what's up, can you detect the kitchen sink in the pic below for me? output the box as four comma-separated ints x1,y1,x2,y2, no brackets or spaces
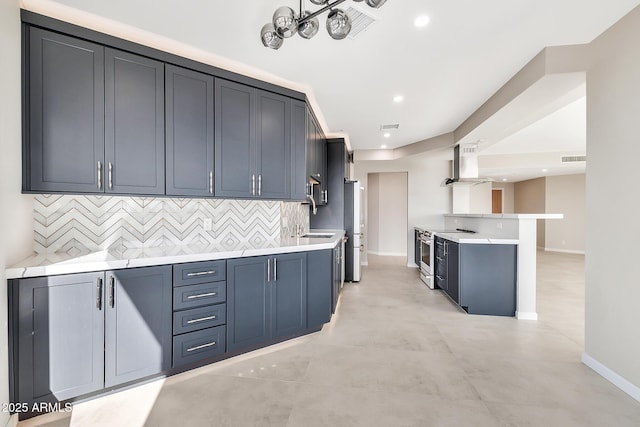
300,233,335,238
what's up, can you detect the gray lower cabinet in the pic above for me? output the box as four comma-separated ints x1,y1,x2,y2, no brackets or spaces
307,250,332,327
12,272,105,405
105,49,165,195
165,65,214,197
227,253,307,352
10,266,172,411
104,266,172,387
26,27,105,193
172,260,228,369
434,237,516,316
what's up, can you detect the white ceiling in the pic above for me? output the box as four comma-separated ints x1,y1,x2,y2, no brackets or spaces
24,0,640,181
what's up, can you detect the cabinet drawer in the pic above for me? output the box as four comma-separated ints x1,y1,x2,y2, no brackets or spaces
173,304,226,335
173,282,226,310
173,326,226,368
173,260,226,286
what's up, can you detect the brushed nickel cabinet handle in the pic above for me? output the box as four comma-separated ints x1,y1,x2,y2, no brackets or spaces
209,171,213,194
96,277,103,310
186,315,217,324
267,258,271,283
109,276,115,308
186,292,217,299
97,161,102,190
186,341,216,352
252,174,255,196
186,270,216,277
108,162,113,190
258,174,262,196
274,257,277,281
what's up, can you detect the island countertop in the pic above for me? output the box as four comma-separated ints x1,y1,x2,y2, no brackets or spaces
6,229,345,280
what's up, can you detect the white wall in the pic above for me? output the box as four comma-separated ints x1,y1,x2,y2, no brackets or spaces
355,149,451,266
366,173,380,254
545,174,585,253
0,1,36,426
367,172,408,257
492,182,515,213
585,5,640,395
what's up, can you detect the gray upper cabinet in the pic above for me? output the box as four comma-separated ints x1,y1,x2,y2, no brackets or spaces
165,65,214,197
215,78,291,200
13,272,105,406
256,90,291,199
105,49,165,195
104,266,172,387
26,28,105,193
291,100,307,201
214,79,255,198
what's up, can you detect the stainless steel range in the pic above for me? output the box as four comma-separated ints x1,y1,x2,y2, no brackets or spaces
417,229,435,289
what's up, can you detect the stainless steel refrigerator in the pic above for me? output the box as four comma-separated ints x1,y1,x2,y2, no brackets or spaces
344,180,362,282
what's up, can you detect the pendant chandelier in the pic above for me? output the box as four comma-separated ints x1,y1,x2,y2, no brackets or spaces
261,0,388,50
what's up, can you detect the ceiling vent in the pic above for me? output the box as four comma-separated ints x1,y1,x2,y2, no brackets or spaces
561,155,587,163
380,123,399,130
345,6,379,39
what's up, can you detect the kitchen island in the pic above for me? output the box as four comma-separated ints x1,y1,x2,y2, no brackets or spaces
444,214,563,320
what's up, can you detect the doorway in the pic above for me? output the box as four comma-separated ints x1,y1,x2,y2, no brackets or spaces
366,172,408,261
492,189,503,214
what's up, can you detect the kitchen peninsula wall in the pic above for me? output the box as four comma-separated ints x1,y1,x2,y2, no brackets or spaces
33,194,309,254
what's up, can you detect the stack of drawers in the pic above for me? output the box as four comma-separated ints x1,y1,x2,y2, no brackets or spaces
172,260,227,368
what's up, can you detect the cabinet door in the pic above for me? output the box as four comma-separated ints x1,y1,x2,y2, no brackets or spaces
215,79,256,198
165,65,214,197
105,49,165,195
318,136,327,205
445,241,460,303
291,100,308,201
271,253,307,338
256,90,291,199
15,272,104,404
28,28,105,193
306,111,317,182
105,266,172,387
227,257,270,351
307,250,332,327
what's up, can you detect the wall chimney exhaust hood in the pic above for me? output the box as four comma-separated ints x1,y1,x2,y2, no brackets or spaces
441,143,494,186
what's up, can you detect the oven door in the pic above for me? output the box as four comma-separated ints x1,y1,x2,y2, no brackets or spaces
420,237,433,275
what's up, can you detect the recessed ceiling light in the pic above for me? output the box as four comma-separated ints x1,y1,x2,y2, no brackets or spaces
542,168,548,172
502,178,508,182
380,145,387,149
414,15,430,28
393,95,404,103
383,132,391,138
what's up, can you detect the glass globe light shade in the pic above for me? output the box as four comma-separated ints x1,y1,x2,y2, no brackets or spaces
365,0,388,8
309,0,329,5
273,6,298,38
261,23,284,49
298,12,319,39
326,9,351,40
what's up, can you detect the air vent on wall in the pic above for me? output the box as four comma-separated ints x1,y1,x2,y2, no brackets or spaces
380,124,400,130
561,155,587,163
345,6,379,39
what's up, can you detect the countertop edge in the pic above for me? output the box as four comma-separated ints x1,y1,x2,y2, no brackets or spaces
6,230,345,280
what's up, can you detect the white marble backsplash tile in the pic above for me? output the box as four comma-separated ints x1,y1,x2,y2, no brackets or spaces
33,194,302,255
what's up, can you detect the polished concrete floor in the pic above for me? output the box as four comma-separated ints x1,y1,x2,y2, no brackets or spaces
19,252,640,426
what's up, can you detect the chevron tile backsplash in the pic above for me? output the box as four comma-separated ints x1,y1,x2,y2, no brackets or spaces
33,195,309,255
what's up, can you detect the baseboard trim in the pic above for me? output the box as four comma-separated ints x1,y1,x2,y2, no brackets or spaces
407,262,419,268
515,311,538,320
582,352,640,403
360,261,368,266
544,248,586,255
367,251,407,257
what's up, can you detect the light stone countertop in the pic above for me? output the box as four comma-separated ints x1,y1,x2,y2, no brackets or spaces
444,213,563,219
433,232,519,245
6,229,345,280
